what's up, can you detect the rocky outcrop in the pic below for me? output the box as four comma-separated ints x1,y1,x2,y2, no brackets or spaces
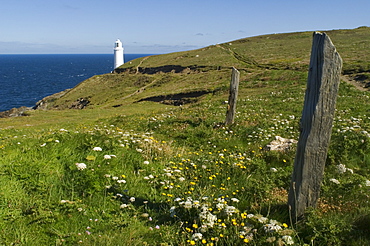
0,106,32,118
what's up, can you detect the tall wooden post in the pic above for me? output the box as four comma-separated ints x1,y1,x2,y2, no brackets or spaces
225,67,240,125
288,32,342,221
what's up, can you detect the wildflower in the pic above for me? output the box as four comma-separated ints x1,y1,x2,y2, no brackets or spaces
75,163,87,170
117,180,126,184
365,180,370,186
93,147,102,151
120,204,128,209
329,178,340,184
225,205,237,216
40,143,46,147
231,198,240,203
112,176,119,180
143,161,150,165
184,200,192,209
179,177,185,182
60,200,68,204
337,164,347,174
129,197,136,202
192,233,203,241
155,225,160,229
282,235,294,245
270,167,278,172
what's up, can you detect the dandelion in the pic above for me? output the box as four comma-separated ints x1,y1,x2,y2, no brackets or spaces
93,147,102,151
75,163,87,170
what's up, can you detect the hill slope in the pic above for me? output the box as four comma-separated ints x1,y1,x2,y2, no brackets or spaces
36,27,370,111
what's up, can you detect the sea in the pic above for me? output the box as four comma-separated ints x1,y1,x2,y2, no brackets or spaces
0,54,151,112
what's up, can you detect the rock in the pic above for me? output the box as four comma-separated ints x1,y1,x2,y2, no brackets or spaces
69,98,90,109
0,106,32,118
264,136,297,151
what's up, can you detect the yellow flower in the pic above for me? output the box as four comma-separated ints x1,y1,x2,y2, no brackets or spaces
201,239,206,244
283,223,288,228
220,234,224,238
190,240,196,245
193,224,198,229
244,238,249,243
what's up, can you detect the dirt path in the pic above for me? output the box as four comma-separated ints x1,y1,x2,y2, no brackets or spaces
136,56,149,74
341,75,369,92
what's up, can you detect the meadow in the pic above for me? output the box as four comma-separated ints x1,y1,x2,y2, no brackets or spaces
0,27,369,245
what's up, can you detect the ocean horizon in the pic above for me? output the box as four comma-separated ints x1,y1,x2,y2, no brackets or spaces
0,54,152,112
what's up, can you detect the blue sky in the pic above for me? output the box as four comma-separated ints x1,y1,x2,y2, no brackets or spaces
0,0,368,54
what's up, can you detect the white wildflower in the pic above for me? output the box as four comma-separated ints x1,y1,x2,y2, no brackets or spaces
40,143,46,147
337,164,347,174
93,147,102,151
143,161,150,165
270,167,278,172
365,180,370,186
330,178,340,184
112,176,118,180
225,205,237,216
178,177,185,182
129,197,135,202
117,180,126,184
75,163,87,170
183,200,192,209
120,204,128,209
282,235,294,245
231,198,240,203
104,155,112,159
191,232,203,241
136,148,143,152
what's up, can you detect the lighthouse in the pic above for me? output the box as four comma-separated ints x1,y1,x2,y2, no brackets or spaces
114,39,124,69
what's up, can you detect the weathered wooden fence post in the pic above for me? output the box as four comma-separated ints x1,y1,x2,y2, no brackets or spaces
288,32,342,221
225,67,240,125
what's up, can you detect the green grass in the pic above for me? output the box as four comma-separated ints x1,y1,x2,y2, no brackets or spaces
0,27,369,245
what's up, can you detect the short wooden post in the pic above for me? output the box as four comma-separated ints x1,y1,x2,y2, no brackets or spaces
225,67,240,125
288,32,342,221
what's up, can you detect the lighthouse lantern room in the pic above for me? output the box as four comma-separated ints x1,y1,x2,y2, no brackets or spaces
114,39,124,69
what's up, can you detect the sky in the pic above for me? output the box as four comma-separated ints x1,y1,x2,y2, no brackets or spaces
0,0,369,54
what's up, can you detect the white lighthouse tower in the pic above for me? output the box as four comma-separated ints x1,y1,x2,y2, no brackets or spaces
114,39,124,69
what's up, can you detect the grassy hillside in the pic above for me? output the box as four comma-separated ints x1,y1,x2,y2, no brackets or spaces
0,27,369,245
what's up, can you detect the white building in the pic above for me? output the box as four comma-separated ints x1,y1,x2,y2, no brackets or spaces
114,39,124,69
